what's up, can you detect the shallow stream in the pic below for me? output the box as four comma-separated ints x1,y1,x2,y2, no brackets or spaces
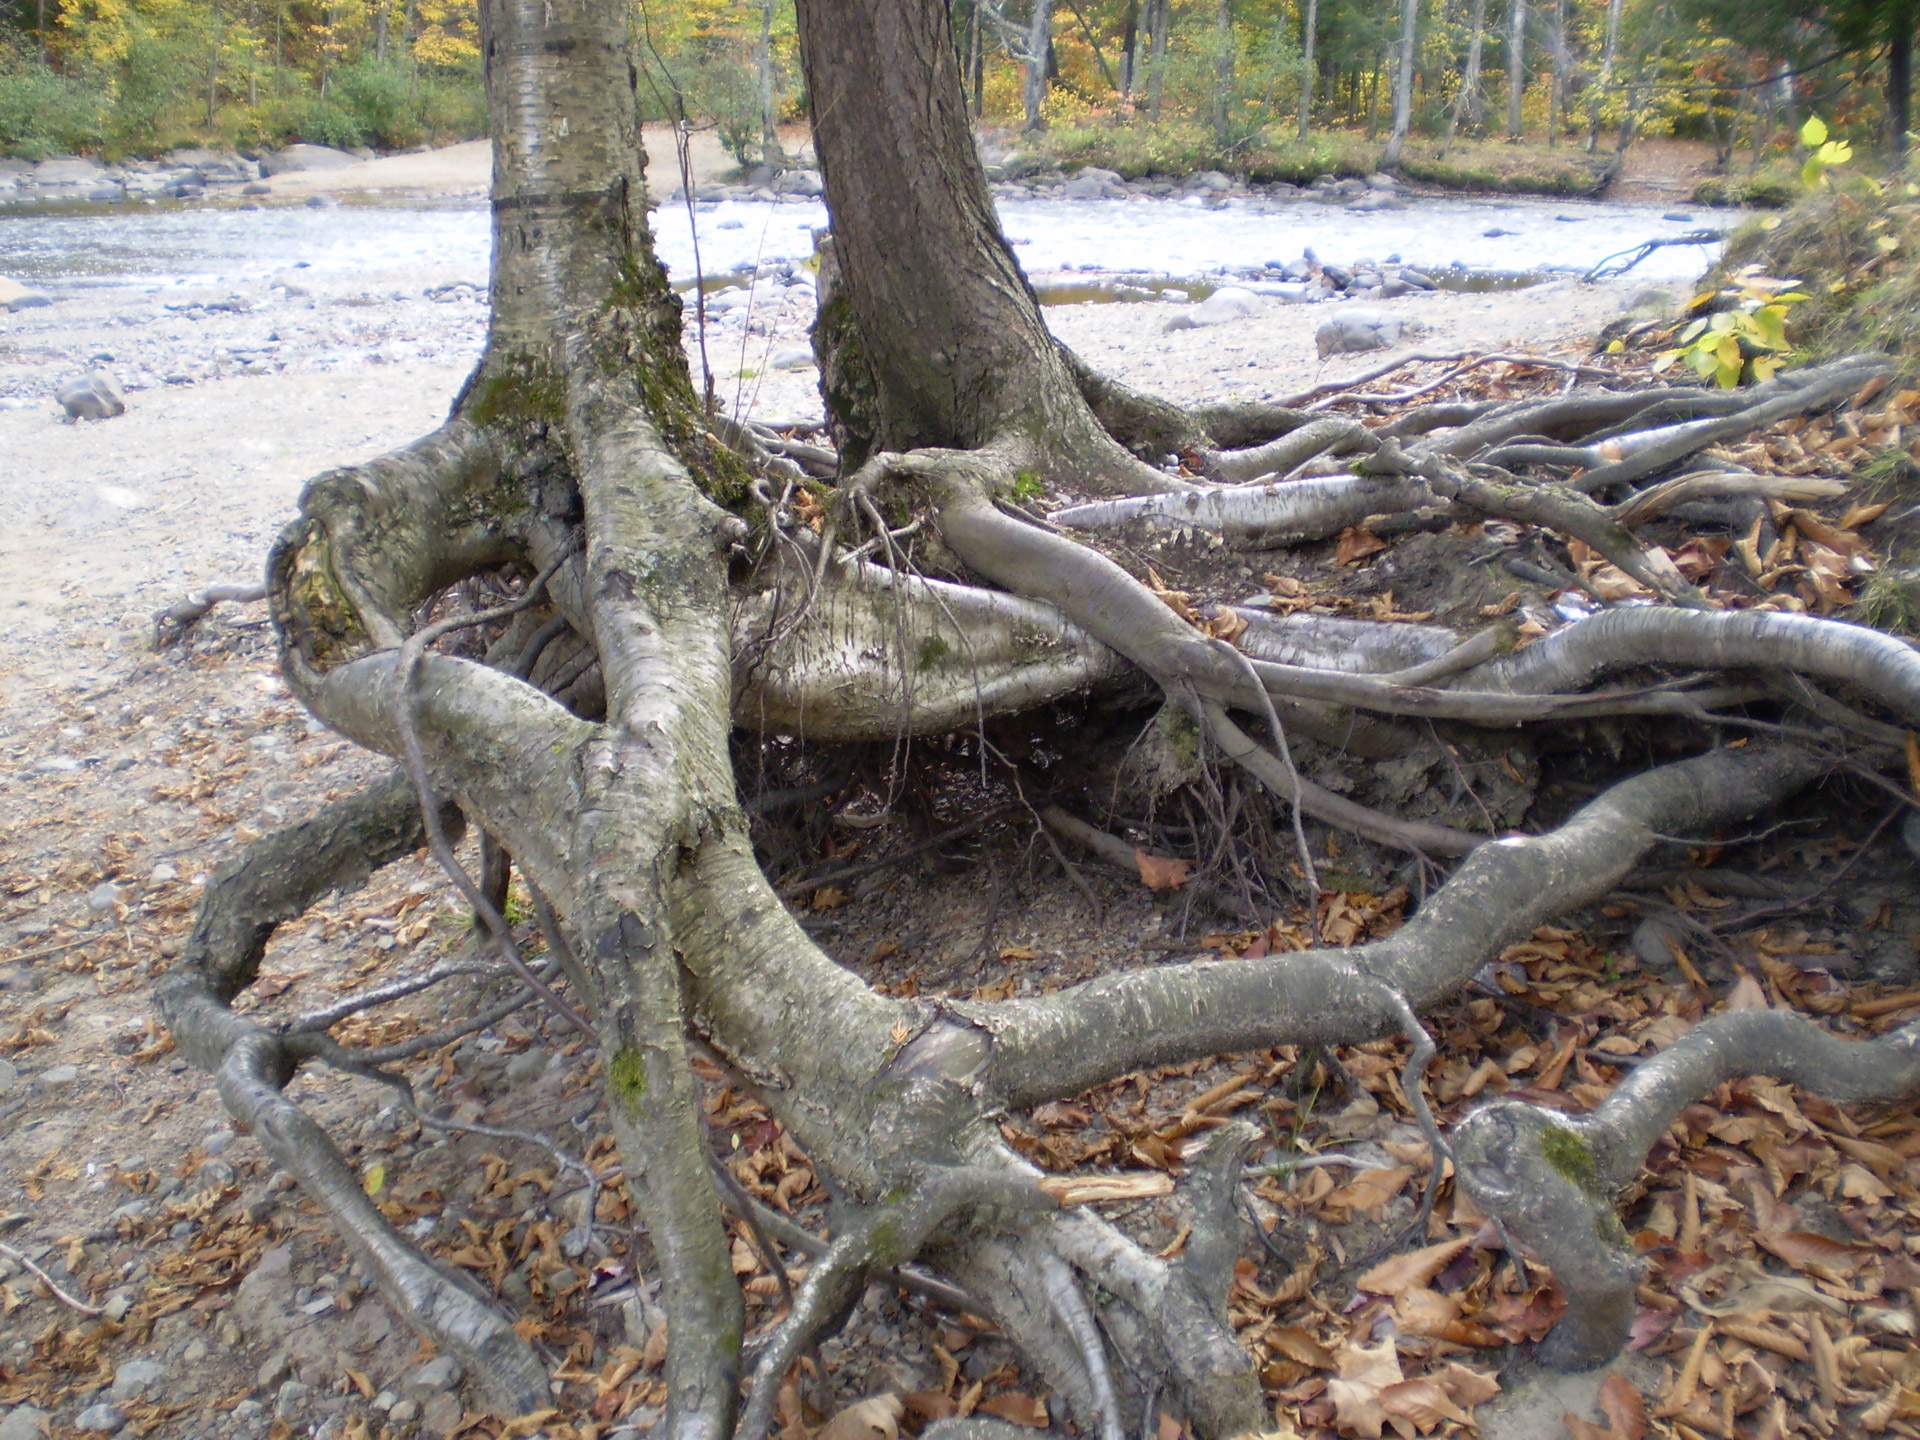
0,188,1729,297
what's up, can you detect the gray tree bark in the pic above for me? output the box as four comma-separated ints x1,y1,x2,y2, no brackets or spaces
1212,0,1234,145
756,0,784,167
152,0,1920,1435
1296,0,1318,138
1380,0,1419,166
1507,0,1527,139
1441,0,1487,154
1023,0,1053,131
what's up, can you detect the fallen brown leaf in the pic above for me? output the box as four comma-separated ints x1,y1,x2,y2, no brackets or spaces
1134,849,1192,891
816,1394,904,1440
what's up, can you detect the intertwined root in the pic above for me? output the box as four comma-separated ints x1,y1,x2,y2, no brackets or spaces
158,336,1920,1437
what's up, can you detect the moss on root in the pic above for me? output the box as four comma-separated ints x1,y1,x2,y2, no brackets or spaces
1540,1123,1599,1193
608,1048,649,1117
467,355,569,432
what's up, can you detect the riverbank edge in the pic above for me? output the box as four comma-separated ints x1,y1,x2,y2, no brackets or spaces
0,123,1763,212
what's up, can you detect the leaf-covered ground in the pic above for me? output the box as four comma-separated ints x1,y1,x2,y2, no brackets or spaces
8,342,1920,1440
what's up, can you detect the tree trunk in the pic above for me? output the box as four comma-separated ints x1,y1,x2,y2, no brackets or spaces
1148,0,1169,121
1366,50,1384,140
970,0,985,114
1507,0,1526,139
799,0,1078,460
1296,0,1318,138
1120,0,1138,99
1585,0,1621,151
1380,0,1419,166
1212,0,1233,146
1546,0,1567,143
757,0,785,167
1891,1,1913,157
1441,0,1486,155
208,0,221,128
1024,0,1052,130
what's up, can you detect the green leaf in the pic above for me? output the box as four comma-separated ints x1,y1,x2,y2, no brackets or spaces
1709,311,1737,334
1802,155,1825,189
1679,316,1710,342
1825,140,1853,166
1801,115,1828,147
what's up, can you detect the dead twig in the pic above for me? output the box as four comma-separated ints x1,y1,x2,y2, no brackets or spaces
0,1239,106,1316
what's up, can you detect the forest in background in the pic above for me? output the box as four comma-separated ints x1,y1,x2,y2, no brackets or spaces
0,0,1914,185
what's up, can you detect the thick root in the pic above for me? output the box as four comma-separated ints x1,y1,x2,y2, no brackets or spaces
1458,1008,1920,1369
156,778,551,1409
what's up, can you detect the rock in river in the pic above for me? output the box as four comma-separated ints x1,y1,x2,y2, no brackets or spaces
57,371,126,421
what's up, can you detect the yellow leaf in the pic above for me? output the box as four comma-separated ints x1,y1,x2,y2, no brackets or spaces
363,1164,386,1197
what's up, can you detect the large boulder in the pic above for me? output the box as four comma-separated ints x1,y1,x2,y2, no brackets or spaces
1061,166,1125,199
1315,308,1423,359
168,148,259,184
1164,285,1262,332
771,168,823,197
32,156,106,185
259,144,360,176
56,371,126,420
0,277,52,312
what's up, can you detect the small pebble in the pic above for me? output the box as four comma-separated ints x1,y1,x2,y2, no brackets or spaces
72,1403,125,1434
109,1360,163,1404
87,882,122,912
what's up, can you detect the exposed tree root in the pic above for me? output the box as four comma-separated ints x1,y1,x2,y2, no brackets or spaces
154,774,553,1409
1457,1008,1920,1369
153,581,269,647
151,0,1920,1421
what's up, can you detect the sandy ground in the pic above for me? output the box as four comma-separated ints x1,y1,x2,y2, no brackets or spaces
259,124,787,200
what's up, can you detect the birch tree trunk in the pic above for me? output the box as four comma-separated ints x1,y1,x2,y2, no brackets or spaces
1586,0,1622,151
1212,0,1234,146
1547,0,1568,143
1296,0,1318,138
757,0,784,168
1441,0,1487,154
1381,0,1419,166
1024,0,1053,131
1507,0,1527,139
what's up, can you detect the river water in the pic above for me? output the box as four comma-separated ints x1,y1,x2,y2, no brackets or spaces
0,188,1727,294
